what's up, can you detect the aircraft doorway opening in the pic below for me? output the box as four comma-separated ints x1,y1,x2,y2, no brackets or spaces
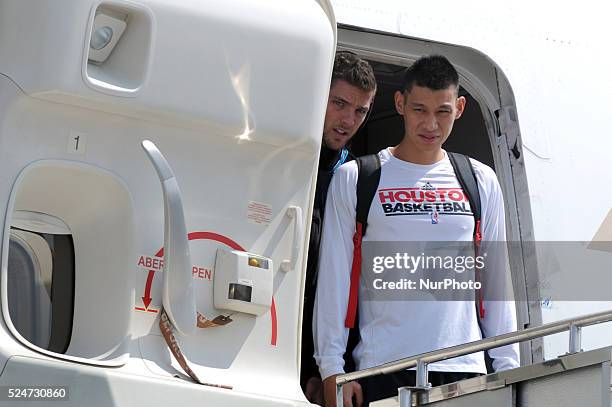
299,49,532,396
300,60,495,381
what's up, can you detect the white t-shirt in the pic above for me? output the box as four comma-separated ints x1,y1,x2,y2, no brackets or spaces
313,148,520,380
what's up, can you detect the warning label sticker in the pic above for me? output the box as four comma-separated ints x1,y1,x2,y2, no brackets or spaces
247,201,272,226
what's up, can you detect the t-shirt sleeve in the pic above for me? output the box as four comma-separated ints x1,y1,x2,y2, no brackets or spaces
475,162,521,371
313,162,358,380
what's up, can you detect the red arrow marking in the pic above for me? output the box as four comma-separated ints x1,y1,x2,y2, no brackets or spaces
141,234,242,312
141,246,165,311
187,232,244,251
138,231,278,346
142,270,156,310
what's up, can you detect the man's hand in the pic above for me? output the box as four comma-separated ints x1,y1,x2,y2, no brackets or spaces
323,375,363,407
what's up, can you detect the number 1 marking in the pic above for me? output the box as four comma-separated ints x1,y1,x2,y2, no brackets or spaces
67,131,87,154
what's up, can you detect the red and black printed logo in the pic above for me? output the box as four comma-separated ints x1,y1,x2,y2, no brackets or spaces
378,183,472,219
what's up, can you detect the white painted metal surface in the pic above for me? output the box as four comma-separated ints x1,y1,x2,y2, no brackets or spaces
0,0,335,405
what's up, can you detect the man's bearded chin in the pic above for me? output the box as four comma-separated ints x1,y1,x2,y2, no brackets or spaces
321,132,345,151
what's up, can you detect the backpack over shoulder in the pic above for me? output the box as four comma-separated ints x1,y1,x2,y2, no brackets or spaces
345,151,483,329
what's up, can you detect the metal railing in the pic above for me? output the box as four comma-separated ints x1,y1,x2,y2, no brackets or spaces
335,309,612,406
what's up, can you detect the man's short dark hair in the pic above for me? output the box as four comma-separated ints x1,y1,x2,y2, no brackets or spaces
402,55,459,94
332,51,377,93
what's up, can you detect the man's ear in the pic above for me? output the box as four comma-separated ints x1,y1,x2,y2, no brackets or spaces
455,96,466,119
394,91,406,115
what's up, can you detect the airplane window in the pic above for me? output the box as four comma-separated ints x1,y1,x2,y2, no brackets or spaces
7,227,75,353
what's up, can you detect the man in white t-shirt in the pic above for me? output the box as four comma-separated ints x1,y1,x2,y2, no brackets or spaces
314,55,520,406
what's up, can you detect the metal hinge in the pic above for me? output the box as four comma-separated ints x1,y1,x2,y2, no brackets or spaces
496,106,521,160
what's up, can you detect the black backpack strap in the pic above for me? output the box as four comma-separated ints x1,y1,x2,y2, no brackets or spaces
345,154,381,328
448,152,488,329
355,154,382,236
447,152,481,226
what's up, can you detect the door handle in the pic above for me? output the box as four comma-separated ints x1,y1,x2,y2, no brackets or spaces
280,206,303,273
141,140,196,336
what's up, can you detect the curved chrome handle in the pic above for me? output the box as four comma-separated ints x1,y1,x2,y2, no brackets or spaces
141,140,196,335
280,206,303,273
